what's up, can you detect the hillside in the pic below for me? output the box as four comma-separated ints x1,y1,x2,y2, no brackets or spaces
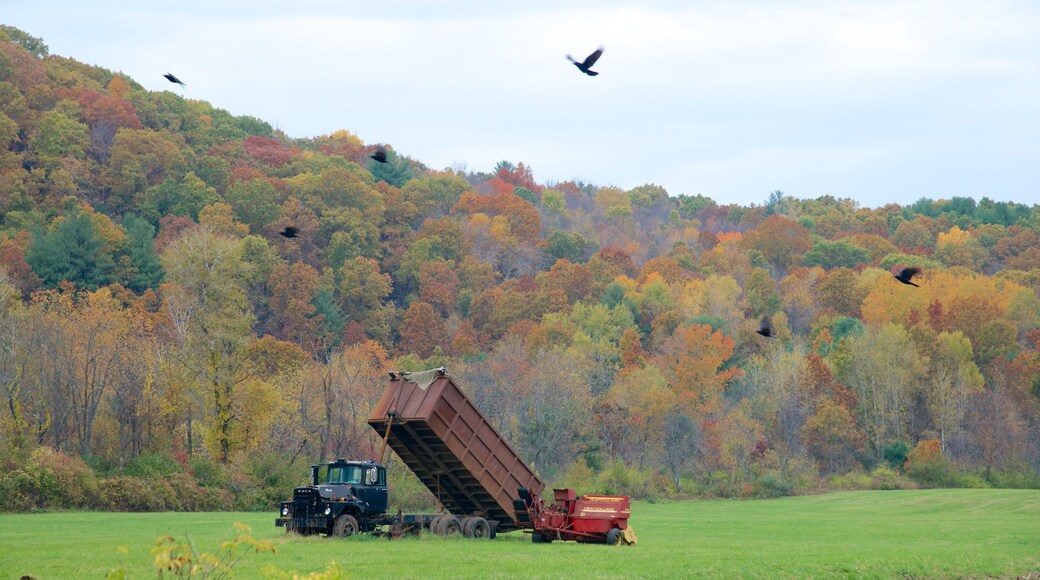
0,25,1038,510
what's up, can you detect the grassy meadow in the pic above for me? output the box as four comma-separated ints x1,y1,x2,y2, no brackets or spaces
1,489,1038,579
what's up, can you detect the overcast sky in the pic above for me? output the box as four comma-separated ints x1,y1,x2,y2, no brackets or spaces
6,1,1039,207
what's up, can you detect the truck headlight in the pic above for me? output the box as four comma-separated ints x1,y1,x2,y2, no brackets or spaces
281,507,289,516
324,506,332,516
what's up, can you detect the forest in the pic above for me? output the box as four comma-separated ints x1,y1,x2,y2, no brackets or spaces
1,25,1038,512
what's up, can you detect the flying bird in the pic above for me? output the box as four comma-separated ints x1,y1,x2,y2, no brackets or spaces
756,318,774,338
370,146,388,164
894,267,921,287
279,226,300,238
567,47,604,76
163,73,186,87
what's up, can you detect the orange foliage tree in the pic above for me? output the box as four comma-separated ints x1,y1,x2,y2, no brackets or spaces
655,324,742,415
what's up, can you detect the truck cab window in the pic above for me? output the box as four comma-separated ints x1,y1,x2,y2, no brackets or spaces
327,465,365,484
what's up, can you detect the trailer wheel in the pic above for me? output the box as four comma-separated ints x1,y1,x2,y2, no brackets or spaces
605,527,623,546
459,516,475,537
429,515,445,535
440,516,462,536
332,514,359,537
466,517,490,539
532,532,552,544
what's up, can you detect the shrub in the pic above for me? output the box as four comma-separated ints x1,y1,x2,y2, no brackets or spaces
3,447,101,510
593,461,651,499
753,473,793,498
868,467,915,490
166,472,233,511
905,439,955,486
703,470,743,498
957,472,992,489
187,456,228,488
883,441,910,471
124,452,184,478
101,476,178,511
644,470,675,502
238,453,306,511
827,472,872,491
558,457,596,496
0,470,35,511
987,460,1040,489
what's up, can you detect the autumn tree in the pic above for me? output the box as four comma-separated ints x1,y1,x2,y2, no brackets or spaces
817,268,867,317
655,324,741,416
336,256,391,339
104,128,189,214
161,228,254,463
399,301,446,358
742,215,813,276
802,400,865,474
516,348,594,478
662,409,698,491
802,236,869,269
835,323,920,458
267,261,320,347
29,287,148,458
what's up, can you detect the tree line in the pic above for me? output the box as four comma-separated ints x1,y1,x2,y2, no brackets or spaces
1,26,1038,510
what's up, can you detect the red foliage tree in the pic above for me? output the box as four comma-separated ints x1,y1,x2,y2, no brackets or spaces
495,162,542,194
243,136,296,167
399,301,446,358
0,233,41,294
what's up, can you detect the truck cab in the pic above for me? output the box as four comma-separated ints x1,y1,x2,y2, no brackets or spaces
276,459,388,535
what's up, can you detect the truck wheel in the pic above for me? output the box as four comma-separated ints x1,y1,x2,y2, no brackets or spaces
333,514,359,537
459,517,475,537
605,527,622,545
468,517,491,539
440,516,461,536
430,515,446,535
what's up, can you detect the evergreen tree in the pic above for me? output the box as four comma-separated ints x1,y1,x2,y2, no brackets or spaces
312,286,346,345
26,210,114,290
123,215,164,292
367,148,413,187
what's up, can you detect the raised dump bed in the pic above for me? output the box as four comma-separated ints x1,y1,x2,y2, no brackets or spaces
368,368,544,532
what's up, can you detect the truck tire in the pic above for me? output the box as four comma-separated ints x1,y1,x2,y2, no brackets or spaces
460,516,475,537
440,516,461,536
605,527,622,545
468,517,491,539
430,515,446,535
332,514,359,537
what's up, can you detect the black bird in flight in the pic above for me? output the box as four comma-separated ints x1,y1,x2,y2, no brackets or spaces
279,226,300,239
567,47,604,76
756,318,774,338
894,267,921,287
370,145,389,164
163,73,186,87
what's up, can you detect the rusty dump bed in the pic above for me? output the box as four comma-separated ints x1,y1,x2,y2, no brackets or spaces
368,370,544,532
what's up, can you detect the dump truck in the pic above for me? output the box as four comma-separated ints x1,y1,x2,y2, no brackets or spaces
276,368,634,544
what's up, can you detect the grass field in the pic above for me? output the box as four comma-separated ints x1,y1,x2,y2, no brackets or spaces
2,489,1039,579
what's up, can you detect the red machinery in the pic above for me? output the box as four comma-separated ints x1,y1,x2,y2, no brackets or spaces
514,487,637,545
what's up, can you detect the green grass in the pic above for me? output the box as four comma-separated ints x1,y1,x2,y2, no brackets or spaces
2,489,1038,579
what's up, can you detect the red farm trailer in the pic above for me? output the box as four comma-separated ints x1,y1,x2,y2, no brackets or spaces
514,487,637,545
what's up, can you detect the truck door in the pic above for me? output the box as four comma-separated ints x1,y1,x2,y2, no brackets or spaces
355,466,388,513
